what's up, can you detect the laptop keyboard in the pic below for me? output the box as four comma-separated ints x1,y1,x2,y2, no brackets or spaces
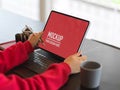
23,51,56,74
33,52,54,68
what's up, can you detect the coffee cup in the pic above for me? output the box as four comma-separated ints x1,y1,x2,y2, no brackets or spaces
80,61,102,88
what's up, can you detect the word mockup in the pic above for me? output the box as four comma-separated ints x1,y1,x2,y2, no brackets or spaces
45,31,64,47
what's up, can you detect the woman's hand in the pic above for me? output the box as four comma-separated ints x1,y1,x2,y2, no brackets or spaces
28,32,43,48
64,52,87,74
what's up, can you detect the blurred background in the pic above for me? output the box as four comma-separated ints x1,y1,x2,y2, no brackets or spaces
0,0,120,48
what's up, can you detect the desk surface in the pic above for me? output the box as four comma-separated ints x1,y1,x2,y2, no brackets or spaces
84,40,120,90
1,9,120,90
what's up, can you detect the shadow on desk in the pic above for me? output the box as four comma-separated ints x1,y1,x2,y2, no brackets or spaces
80,86,99,90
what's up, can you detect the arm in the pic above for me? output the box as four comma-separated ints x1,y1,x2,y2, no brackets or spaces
0,52,86,90
0,63,71,90
0,32,42,73
0,41,33,73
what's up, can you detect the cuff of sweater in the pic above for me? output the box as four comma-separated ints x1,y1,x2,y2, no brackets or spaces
23,41,34,54
61,62,71,75
51,62,71,75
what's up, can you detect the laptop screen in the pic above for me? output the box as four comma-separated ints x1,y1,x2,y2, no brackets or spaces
39,11,89,58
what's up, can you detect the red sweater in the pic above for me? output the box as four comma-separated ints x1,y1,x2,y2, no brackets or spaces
0,41,71,90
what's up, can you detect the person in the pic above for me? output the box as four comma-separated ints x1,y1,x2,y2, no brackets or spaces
0,32,87,90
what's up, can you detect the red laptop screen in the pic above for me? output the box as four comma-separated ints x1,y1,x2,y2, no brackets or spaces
39,11,89,58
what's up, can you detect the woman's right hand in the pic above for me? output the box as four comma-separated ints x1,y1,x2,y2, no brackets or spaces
64,52,87,74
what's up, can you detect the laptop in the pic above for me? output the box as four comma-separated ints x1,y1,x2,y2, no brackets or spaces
23,11,89,74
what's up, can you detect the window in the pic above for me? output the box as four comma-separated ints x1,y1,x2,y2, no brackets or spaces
83,0,120,10
52,0,120,48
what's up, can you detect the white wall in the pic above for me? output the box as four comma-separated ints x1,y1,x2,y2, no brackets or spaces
1,0,40,21
0,0,1,8
1,0,53,22
52,0,120,48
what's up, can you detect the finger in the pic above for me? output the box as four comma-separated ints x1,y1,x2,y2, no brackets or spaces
32,33,37,36
39,31,43,36
38,38,44,43
74,52,81,56
38,32,43,39
79,51,83,57
77,55,87,61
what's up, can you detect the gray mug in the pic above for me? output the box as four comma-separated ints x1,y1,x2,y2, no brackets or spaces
80,61,102,88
